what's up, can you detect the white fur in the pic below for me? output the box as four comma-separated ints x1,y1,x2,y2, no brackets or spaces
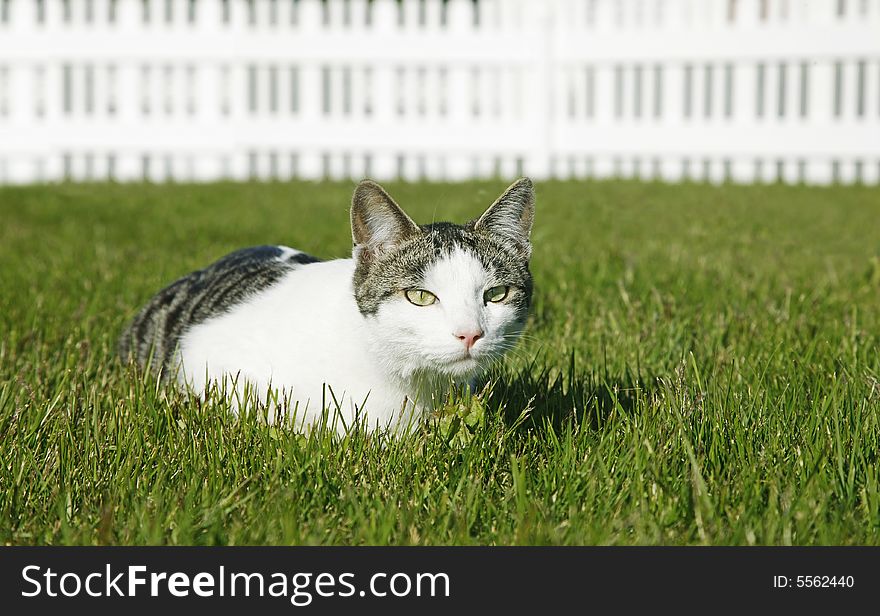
275,246,302,261
175,247,524,434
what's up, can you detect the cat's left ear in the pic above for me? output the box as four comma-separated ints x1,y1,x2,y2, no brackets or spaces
473,177,535,257
351,180,420,260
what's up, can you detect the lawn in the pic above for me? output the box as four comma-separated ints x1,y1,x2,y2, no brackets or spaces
1,179,879,545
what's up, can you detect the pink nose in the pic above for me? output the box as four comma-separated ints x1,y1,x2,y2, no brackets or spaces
454,330,483,350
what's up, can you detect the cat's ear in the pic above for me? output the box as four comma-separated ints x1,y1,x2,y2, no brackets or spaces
473,178,535,256
351,180,420,259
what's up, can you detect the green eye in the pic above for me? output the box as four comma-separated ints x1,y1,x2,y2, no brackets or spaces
405,289,437,306
485,285,510,303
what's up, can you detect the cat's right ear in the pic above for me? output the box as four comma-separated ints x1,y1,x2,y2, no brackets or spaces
351,180,420,260
473,177,535,257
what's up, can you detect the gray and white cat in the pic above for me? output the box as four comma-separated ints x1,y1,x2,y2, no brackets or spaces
119,178,535,433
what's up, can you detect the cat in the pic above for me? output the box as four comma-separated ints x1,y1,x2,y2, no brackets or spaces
119,178,535,434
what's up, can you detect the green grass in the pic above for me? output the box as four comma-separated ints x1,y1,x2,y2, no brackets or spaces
1,179,879,545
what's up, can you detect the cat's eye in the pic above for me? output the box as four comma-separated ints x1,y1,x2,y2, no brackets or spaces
484,285,510,303
405,289,437,306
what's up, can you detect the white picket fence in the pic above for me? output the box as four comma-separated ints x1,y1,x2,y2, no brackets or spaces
0,0,879,185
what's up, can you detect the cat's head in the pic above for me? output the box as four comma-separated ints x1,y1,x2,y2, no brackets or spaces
351,178,535,381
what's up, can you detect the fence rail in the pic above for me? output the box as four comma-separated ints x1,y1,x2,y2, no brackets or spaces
1,0,879,184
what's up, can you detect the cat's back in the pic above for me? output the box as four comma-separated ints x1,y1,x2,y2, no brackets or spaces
119,245,320,373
